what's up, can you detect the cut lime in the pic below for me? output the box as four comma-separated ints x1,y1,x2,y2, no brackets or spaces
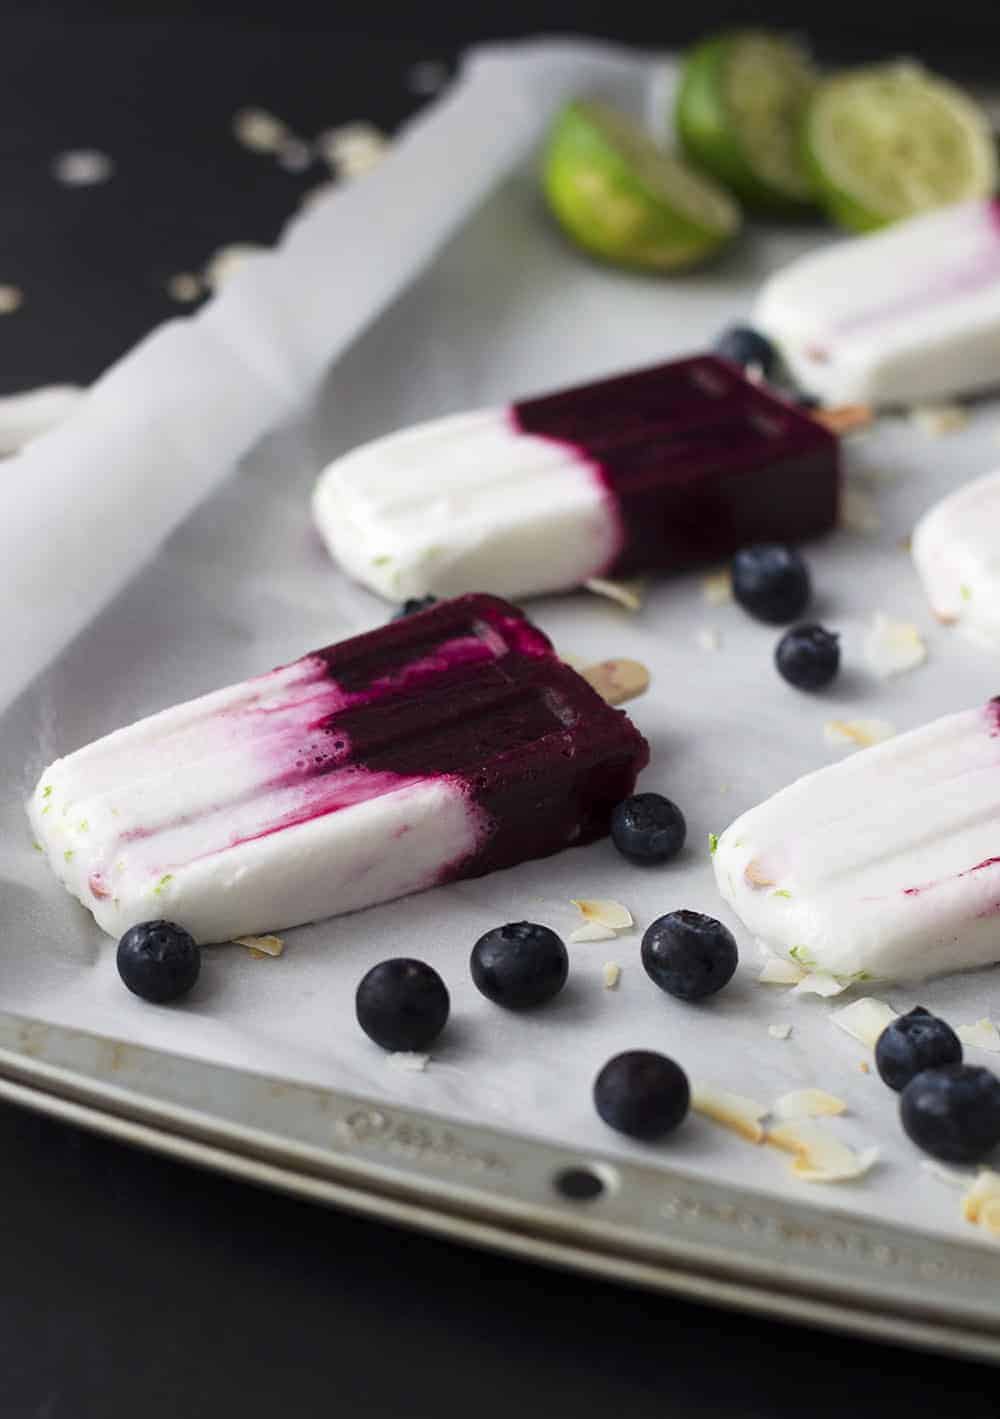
542,99,741,272
676,30,817,212
803,61,998,232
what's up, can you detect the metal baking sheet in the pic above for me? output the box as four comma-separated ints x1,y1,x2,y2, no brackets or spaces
3,39,1000,1359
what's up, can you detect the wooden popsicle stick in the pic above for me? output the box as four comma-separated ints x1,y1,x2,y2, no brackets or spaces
579,658,650,706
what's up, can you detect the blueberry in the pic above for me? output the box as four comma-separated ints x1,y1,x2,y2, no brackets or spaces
116,920,201,1003
391,596,437,621
610,792,686,864
470,921,568,1009
876,1007,963,1093
641,910,738,1001
593,1050,690,1140
731,544,811,624
775,623,840,690
713,325,778,379
355,958,450,1050
900,1064,1000,1163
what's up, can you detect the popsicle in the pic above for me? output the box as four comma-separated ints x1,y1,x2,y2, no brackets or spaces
755,198,1000,407
312,354,839,603
912,468,1000,648
28,595,649,944
713,699,1000,984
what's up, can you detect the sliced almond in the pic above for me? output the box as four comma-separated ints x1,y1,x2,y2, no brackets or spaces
772,1088,846,1120
233,933,285,958
831,997,898,1048
583,576,645,612
702,569,732,606
570,922,618,943
863,613,927,679
824,717,896,751
571,898,633,930
768,1121,878,1182
961,1169,1000,1232
744,860,774,888
956,1018,1000,1052
813,404,874,436
793,972,848,998
602,961,621,990
580,659,650,706
691,1085,767,1143
758,957,807,986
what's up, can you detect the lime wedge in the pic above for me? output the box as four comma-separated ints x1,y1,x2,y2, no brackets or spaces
803,61,998,232
676,30,817,212
542,99,741,272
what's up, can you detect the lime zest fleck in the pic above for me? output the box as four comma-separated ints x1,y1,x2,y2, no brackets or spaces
41,805,50,816
32,841,43,853
152,873,174,896
961,583,972,601
708,832,719,855
63,849,74,862
372,554,392,566
77,819,89,833
789,944,816,967
772,889,792,899
42,785,53,798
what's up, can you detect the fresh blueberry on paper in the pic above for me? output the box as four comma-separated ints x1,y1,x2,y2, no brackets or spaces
775,624,840,690
117,920,201,1003
470,921,568,1009
391,596,438,621
900,1064,1000,1163
593,1050,690,1140
355,958,450,1050
731,544,811,624
641,910,738,1001
876,1007,963,1092
611,792,686,864
712,325,777,379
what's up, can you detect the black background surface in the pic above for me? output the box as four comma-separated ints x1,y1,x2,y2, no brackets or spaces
2,7,999,1414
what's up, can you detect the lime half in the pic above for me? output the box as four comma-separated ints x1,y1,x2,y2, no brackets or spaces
803,62,999,232
676,30,817,212
543,99,741,272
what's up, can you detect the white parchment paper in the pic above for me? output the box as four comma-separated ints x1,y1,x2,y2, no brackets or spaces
3,38,1000,1247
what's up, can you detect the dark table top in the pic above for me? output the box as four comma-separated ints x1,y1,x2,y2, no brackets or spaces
2,8,998,1414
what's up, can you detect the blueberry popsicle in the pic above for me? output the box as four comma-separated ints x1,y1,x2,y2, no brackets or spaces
755,198,1000,407
713,700,1000,984
28,595,648,944
913,468,1000,648
312,354,839,603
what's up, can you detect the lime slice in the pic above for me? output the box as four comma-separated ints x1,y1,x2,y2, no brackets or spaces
542,99,741,272
676,31,817,212
803,61,998,232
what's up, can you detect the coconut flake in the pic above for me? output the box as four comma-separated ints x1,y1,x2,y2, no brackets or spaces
602,961,621,990
316,122,388,178
768,1023,792,1041
909,403,968,436
691,1085,767,1143
233,933,284,957
832,997,898,1048
0,285,23,315
571,898,633,930
840,486,881,534
570,922,618,943
824,718,896,751
388,1052,429,1072
695,626,721,651
166,272,203,304
758,957,807,986
768,1121,878,1182
956,1018,1000,1052
863,613,927,678
232,107,288,153
584,576,645,612
702,569,732,605
772,1089,846,1120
